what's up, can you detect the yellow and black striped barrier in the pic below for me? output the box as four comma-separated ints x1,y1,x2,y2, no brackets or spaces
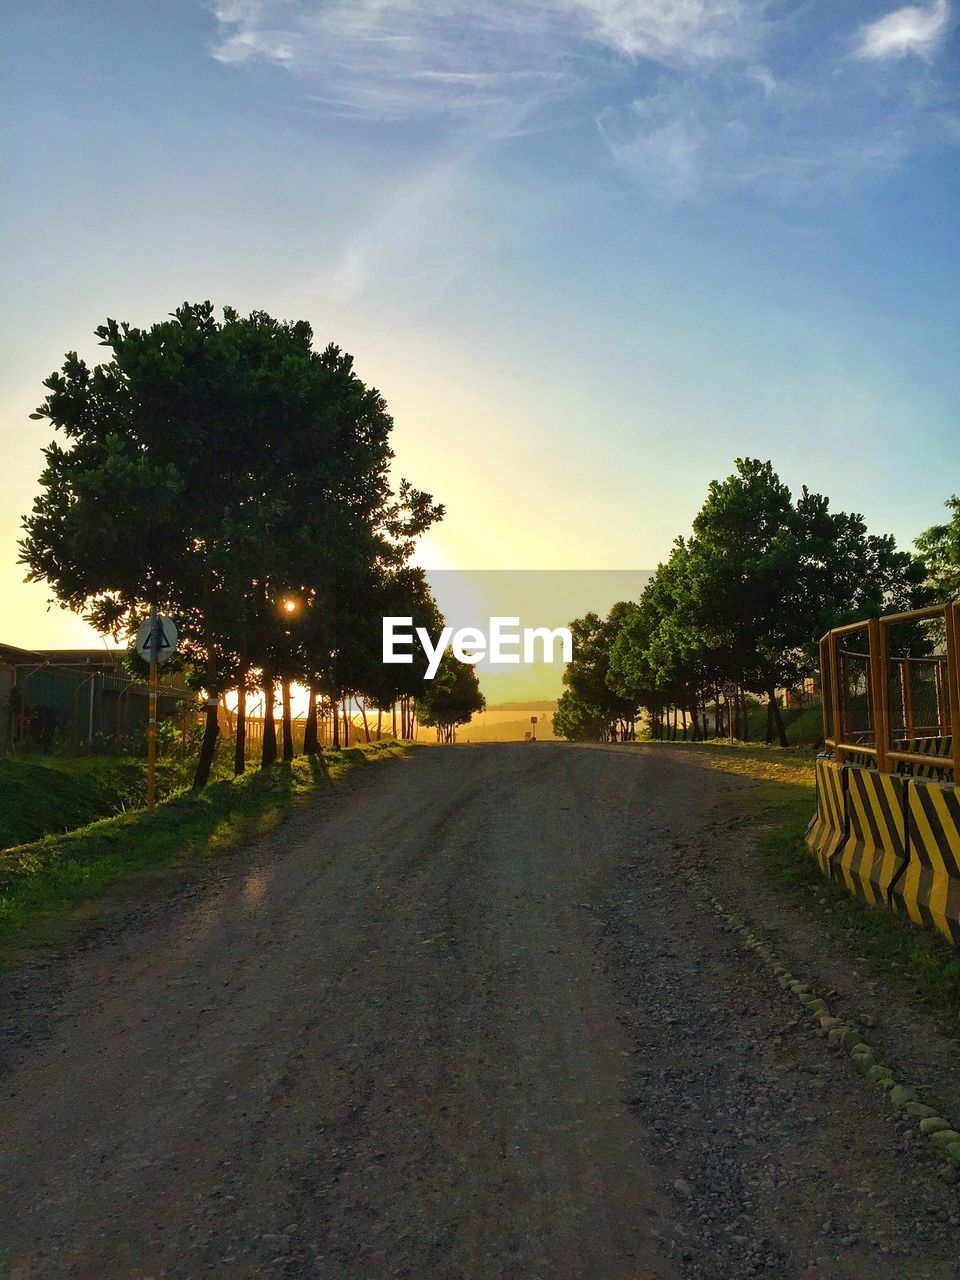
838,767,907,908
805,756,846,875
894,779,960,945
806,755,960,945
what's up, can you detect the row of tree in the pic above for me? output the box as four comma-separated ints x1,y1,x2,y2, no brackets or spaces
21,303,483,782
553,458,949,745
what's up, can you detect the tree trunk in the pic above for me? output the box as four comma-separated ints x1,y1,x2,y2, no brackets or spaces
769,682,789,747
234,683,246,775
192,577,221,788
377,707,383,740
261,672,278,767
303,684,319,754
342,700,350,747
332,697,340,749
193,694,220,789
392,702,397,739
281,679,294,761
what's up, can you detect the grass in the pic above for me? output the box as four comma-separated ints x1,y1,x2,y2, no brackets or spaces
781,700,828,746
0,741,408,963
648,738,960,1033
0,754,231,850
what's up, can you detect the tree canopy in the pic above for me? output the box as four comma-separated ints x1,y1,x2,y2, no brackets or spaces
553,458,926,747
417,652,486,743
21,302,445,781
917,496,960,602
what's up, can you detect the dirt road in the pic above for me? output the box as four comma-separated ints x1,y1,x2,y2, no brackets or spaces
1,744,957,1279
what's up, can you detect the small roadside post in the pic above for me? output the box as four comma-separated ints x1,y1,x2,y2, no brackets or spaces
722,680,737,741
530,714,538,742
135,610,179,811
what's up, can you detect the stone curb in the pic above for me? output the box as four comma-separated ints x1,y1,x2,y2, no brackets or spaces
687,872,960,1174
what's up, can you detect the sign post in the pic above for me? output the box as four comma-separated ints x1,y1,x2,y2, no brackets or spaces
530,714,538,742
135,612,179,812
722,680,737,742
147,604,159,810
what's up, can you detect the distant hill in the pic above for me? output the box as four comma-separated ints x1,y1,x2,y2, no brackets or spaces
459,701,558,742
481,700,557,713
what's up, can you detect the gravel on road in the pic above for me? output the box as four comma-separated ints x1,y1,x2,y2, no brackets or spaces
0,743,957,1279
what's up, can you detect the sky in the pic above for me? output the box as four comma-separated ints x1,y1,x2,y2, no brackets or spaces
1,0,959,651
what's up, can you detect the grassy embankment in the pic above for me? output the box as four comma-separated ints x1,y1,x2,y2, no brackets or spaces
653,738,960,1032
0,742,407,961
0,754,234,850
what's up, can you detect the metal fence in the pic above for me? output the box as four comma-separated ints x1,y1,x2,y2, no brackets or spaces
820,602,960,777
2,658,193,752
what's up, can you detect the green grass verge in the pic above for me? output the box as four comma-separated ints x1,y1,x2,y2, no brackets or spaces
0,741,409,963
648,739,960,1032
0,754,232,849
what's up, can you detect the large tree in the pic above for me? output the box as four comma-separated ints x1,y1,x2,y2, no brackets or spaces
20,303,443,782
552,605,639,741
567,459,927,748
684,459,925,743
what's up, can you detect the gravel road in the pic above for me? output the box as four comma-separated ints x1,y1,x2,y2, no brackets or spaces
1,743,957,1279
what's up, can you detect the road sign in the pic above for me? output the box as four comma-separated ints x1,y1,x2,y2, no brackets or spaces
135,616,178,663
721,680,737,699
531,715,538,724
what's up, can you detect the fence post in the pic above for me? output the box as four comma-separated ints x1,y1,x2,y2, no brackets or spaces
869,617,889,773
944,602,960,782
819,637,831,745
829,630,845,764
903,656,913,739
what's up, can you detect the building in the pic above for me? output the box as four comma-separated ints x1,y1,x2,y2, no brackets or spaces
0,642,193,751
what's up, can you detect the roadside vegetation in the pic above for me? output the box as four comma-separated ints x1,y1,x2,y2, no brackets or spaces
649,738,960,1031
18,302,481,783
0,740,407,960
0,753,232,851
552,458,946,746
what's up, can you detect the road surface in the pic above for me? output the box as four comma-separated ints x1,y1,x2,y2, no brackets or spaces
1,744,958,1279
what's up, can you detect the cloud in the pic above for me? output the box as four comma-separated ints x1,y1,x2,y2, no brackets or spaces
317,140,503,305
746,64,778,96
853,0,951,61
207,1,763,121
205,0,959,204
595,50,945,203
564,0,761,65
597,85,705,197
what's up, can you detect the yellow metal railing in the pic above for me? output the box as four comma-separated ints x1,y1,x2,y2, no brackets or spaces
820,602,960,778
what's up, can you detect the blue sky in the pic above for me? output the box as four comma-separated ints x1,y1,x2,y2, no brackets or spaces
1,0,959,645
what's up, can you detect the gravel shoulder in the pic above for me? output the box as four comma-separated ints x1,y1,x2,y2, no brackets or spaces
0,743,957,1279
